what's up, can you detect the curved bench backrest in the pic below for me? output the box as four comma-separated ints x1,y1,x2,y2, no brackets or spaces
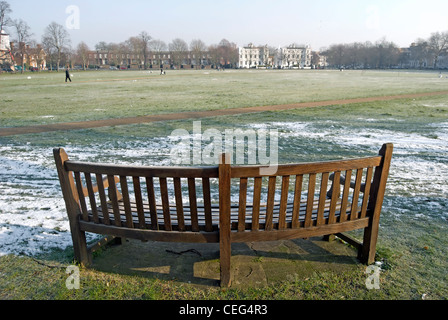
54,143,392,235
54,148,219,232
219,143,393,233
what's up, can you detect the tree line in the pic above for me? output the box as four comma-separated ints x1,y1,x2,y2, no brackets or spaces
322,32,448,69
77,36,239,70
0,1,239,72
2,0,448,72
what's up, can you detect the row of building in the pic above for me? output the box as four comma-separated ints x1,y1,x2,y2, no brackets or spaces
1,28,447,71
0,28,321,71
0,29,46,70
88,44,320,69
238,43,317,69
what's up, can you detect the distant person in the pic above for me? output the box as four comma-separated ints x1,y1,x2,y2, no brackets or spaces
65,67,72,82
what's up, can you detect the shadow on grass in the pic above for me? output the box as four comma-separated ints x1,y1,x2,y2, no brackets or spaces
89,237,361,288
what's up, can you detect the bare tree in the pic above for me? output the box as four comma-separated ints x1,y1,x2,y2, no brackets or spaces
190,39,206,69
0,1,11,65
428,31,448,69
149,39,167,67
139,31,152,69
126,36,144,68
169,38,188,68
217,39,238,68
12,19,33,73
0,0,11,31
42,22,71,71
76,41,89,70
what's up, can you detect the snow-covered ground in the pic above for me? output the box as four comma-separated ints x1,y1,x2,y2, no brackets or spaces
1,119,447,256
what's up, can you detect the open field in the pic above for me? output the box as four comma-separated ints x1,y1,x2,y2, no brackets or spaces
0,69,447,300
2,69,448,127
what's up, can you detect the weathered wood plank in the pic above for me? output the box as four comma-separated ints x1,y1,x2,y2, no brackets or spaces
188,178,200,232
292,175,303,228
251,177,262,231
202,177,213,232
159,177,172,231
238,178,248,232
145,177,158,230
133,176,146,229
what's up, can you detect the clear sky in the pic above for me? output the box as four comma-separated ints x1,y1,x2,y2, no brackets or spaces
5,0,448,50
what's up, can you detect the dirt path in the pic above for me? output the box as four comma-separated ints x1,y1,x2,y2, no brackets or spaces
1,90,447,137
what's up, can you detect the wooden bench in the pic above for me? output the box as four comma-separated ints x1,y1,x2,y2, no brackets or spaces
54,143,393,287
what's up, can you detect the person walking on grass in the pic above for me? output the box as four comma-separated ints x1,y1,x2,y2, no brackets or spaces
65,67,72,82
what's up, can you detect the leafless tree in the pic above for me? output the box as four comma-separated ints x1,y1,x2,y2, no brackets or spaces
42,22,71,71
218,39,238,68
149,39,167,67
12,19,33,73
190,39,206,68
169,38,188,68
139,31,152,69
428,31,448,69
0,1,11,65
0,0,11,31
126,36,144,68
76,41,90,70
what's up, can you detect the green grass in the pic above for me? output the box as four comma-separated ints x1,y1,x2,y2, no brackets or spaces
1,69,447,127
0,69,447,300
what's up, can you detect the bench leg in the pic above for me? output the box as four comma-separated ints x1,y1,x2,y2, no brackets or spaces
220,242,231,288
360,224,379,264
71,227,92,267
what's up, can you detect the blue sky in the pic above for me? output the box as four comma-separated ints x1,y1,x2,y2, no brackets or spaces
6,0,448,50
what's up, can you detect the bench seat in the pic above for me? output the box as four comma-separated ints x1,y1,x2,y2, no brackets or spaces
84,199,359,231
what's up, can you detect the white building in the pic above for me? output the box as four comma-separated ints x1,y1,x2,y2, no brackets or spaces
238,43,313,69
238,43,270,68
0,29,12,65
275,44,312,69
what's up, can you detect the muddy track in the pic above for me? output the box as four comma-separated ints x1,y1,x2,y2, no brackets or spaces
1,90,447,137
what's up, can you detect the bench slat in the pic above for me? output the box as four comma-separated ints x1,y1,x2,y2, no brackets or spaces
173,177,185,231
108,175,122,227
339,170,352,222
265,176,277,231
305,173,316,228
238,178,248,232
230,156,382,178
292,175,303,228
74,172,89,221
90,198,357,231
145,177,158,230
278,176,290,230
120,176,134,229
360,167,374,218
188,178,200,232
251,177,262,231
96,174,111,225
202,177,213,232
328,171,341,224
350,169,364,221
65,161,219,178
159,177,172,231
316,172,329,226
133,177,146,229
84,173,99,224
